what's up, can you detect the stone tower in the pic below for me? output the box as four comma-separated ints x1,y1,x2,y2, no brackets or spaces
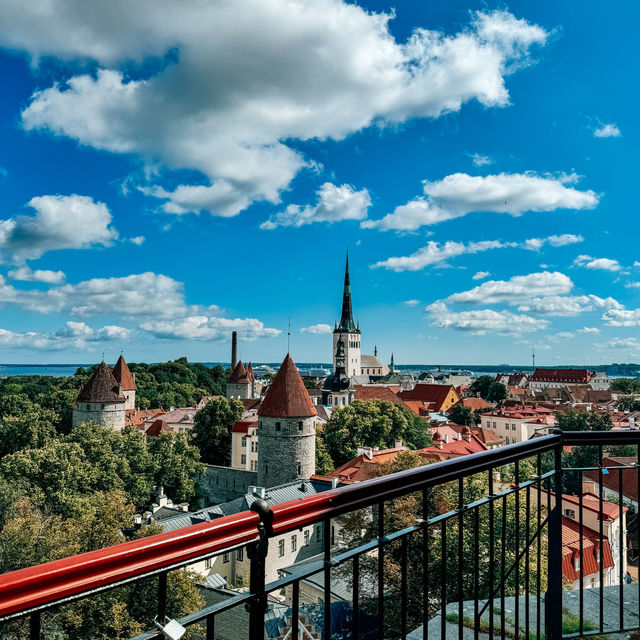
333,253,361,377
226,360,252,399
112,355,137,410
72,362,126,430
257,354,317,488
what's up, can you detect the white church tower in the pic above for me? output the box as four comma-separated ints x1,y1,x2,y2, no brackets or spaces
333,253,361,377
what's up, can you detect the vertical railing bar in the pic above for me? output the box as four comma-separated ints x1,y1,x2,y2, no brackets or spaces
619,465,624,630
545,437,563,640
458,478,464,640
377,501,384,640
489,469,495,640
598,444,604,633
536,453,542,640
441,519,447,640
158,571,168,625
637,446,640,633
423,487,430,640
402,535,408,640
474,505,480,640
30,611,41,640
514,460,520,640
579,470,584,635
292,580,299,640
206,612,215,640
353,554,359,640
525,481,530,640
501,494,506,640
324,517,332,640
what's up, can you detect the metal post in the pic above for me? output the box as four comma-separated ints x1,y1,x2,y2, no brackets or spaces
545,432,563,640
247,498,272,640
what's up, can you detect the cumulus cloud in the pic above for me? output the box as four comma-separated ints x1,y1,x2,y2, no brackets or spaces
472,271,491,280
404,299,420,306
140,316,280,341
599,337,640,354
7,266,66,284
470,153,493,166
603,308,640,327
362,172,598,231
447,271,573,305
130,236,145,246
594,123,621,138
261,183,370,230
427,301,547,335
578,327,600,334
8,3,548,216
372,234,584,271
517,295,621,316
0,195,117,264
573,255,622,272
300,323,333,335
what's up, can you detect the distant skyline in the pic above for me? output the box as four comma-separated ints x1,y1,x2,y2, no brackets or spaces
0,1,638,366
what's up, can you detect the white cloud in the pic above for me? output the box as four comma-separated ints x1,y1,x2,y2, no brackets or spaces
7,266,66,284
517,295,621,316
625,282,640,289
140,316,280,341
300,323,333,334
594,123,621,138
573,255,622,272
599,338,640,354
472,271,491,280
261,183,370,230
371,239,513,271
427,301,547,335
470,153,493,166
524,234,583,251
9,4,548,217
404,299,420,306
447,271,573,305
130,236,145,246
0,195,118,264
362,172,598,231
578,326,600,334
603,308,640,327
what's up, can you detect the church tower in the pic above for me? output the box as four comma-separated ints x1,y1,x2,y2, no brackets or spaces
333,253,361,377
257,354,317,488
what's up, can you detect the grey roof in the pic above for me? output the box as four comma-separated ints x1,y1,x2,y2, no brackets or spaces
361,355,383,368
201,573,228,589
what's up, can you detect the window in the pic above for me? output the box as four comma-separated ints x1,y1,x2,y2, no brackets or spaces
595,549,600,564
334,397,338,406
275,422,281,431
316,525,322,541
241,436,247,448
241,454,247,464
574,557,580,572
278,539,285,557
304,530,310,546
205,557,212,569
298,421,303,431
101,404,105,410
223,553,230,563
251,441,258,453
291,535,297,552
342,397,346,405
511,424,516,430
297,462,301,475
506,437,510,444
563,508,576,519
236,548,244,562
251,460,257,471
493,422,497,428
265,464,268,475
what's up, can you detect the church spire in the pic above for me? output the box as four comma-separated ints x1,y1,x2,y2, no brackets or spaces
337,251,358,333
390,353,395,374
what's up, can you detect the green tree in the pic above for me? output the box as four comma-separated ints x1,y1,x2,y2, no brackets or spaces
448,404,476,426
323,399,431,467
617,396,640,412
611,378,640,394
0,406,58,458
469,375,494,399
486,381,507,403
192,397,243,465
315,425,334,475
556,407,613,432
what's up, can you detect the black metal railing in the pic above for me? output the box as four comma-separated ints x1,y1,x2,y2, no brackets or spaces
0,430,639,640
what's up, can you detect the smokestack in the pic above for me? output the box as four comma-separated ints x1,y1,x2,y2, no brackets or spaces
231,331,238,369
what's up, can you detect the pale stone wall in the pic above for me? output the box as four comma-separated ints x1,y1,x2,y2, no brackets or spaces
257,416,316,488
122,389,136,410
72,402,125,430
200,465,257,505
226,382,251,399
333,331,360,377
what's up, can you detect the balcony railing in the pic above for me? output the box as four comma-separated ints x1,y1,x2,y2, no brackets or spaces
0,430,639,639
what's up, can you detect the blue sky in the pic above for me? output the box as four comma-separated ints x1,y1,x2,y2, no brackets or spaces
0,0,637,366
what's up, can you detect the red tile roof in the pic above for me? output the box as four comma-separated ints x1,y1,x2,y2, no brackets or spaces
418,433,487,461
228,360,250,384
584,457,639,503
354,385,403,404
329,446,410,482
145,419,172,436
257,354,317,418
398,384,459,412
125,408,165,427
530,368,592,383
455,397,492,411
112,355,137,391
561,517,613,581
76,362,126,404
231,419,258,434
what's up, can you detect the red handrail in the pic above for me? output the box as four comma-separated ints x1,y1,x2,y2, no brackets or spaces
0,433,562,620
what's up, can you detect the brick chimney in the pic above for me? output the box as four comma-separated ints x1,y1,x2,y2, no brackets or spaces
231,331,238,370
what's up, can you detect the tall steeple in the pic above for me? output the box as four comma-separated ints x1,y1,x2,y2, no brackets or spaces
390,353,395,374
337,252,358,333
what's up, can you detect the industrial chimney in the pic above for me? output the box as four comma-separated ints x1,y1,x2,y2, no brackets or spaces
231,331,238,370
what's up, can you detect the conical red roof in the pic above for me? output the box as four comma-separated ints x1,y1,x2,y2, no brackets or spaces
246,362,254,383
258,354,317,418
76,362,126,404
113,355,137,391
228,360,250,384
